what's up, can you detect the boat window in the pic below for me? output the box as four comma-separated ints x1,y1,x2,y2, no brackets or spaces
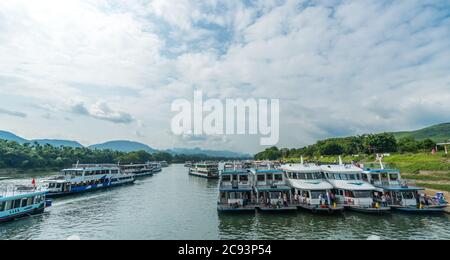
257,175,265,182
0,201,5,212
349,174,356,180
389,174,399,181
21,198,28,208
402,192,415,200
266,174,273,181
371,174,380,181
13,199,21,209
353,191,372,198
239,175,249,182
298,173,306,180
274,174,283,181
310,191,327,199
222,175,231,182
6,200,13,210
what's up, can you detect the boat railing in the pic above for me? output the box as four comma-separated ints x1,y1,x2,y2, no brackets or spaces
0,184,44,197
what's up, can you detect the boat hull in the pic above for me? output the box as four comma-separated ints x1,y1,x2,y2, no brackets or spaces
391,206,447,214
298,204,345,214
0,203,45,223
346,206,391,214
189,172,219,179
46,180,135,198
217,205,256,213
257,206,298,212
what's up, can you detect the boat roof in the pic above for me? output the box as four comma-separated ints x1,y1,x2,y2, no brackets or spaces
255,185,291,192
379,185,425,191
63,166,118,171
281,164,322,173
327,179,376,191
222,169,250,175
250,169,283,174
219,187,253,192
321,164,363,174
363,168,400,174
0,189,47,202
288,179,333,191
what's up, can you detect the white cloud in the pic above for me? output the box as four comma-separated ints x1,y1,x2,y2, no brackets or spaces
1,0,449,153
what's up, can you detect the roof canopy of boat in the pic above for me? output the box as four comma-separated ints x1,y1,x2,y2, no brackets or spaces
281,164,322,173
380,185,425,191
328,179,376,191
289,179,333,190
321,164,363,174
221,169,250,175
363,168,400,174
249,169,283,174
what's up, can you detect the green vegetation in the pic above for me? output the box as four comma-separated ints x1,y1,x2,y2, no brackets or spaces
255,133,437,160
0,140,240,171
416,183,450,193
392,123,450,143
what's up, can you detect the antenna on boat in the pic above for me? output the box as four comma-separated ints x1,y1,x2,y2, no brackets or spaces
376,154,385,170
75,160,79,169
301,156,304,165
338,156,343,166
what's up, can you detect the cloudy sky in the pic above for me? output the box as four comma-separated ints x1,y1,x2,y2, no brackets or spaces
0,0,449,153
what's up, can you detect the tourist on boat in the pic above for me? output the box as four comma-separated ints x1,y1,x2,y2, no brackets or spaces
381,195,387,207
283,193,288,207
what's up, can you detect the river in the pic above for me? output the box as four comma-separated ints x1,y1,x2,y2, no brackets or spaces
1,164,450,240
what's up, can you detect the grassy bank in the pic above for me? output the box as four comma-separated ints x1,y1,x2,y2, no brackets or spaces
417,183,450,193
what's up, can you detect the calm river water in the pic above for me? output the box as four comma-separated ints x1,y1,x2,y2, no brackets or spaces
1,164,450,240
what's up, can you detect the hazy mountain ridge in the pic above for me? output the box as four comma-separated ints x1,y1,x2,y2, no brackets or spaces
0,130,249,157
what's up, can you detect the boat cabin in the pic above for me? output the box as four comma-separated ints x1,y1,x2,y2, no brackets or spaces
217,169,255,211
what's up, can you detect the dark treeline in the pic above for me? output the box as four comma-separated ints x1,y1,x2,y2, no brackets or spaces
255,133,437,160
0,140,242,169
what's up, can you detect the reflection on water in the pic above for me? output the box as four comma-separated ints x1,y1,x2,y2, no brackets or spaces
1,164,450,240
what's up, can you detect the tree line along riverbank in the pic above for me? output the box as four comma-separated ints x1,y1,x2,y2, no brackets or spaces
0,139,243,172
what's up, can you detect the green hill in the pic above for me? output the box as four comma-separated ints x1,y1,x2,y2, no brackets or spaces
392,123,450,142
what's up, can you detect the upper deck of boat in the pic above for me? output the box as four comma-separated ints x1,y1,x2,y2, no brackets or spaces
321,164,363,174
0,186,47,201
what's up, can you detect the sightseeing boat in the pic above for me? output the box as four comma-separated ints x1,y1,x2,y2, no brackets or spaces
322,158,391,214
149,162,162,173
281,162,344,214
160,161,169,168
217,167,256,212
184,161,193,168
0,185,50,223
252,167,297,212
120,163,154,178
43,164,135,198
189,162,219,179
362,158,447,213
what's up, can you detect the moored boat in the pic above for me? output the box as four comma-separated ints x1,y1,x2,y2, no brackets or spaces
189,162,219,179
43,164,135,198
149,162,162,173
160,161,169,168
120,163,154,178
281,162,344,214
0,185,49,223
322,158,391,214
363,157,447,214
252,167,297,212
217,167,256,212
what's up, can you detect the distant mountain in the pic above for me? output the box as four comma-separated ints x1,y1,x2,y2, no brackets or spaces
32,139,84,148
0,131,28,144
392,123,450,143
167,147,252,158
89,140,157,153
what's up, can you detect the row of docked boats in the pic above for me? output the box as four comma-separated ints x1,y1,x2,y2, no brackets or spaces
0,161,166,223
213,158,448,214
